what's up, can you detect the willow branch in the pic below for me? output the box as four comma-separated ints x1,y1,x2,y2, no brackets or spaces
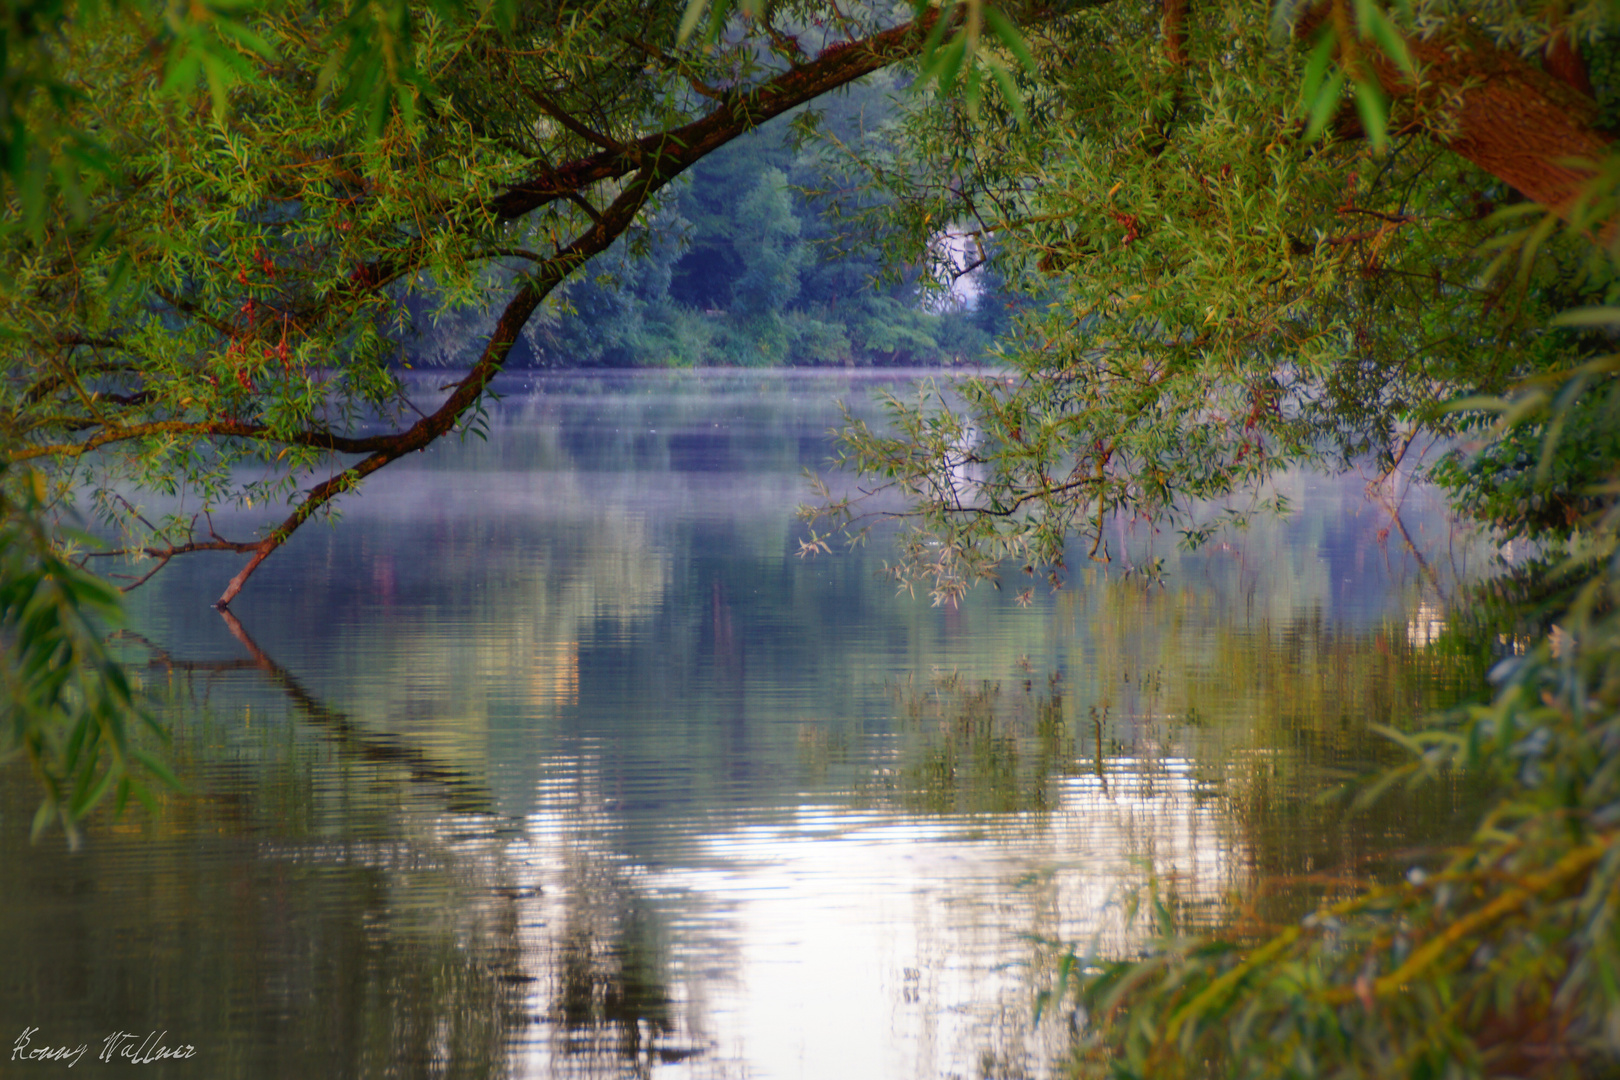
213,159,674,608
520,83,635,157
619,36,726,100
8,419,414,462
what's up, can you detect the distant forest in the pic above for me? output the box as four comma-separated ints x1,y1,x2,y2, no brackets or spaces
408,73,1009,369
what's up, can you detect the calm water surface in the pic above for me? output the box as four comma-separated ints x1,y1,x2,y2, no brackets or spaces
3,370,1498,1078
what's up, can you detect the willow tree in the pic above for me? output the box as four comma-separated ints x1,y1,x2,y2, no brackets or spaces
810,0,1619,602
800,3,1620,1075
0,0,1066,835
0,0,1020,612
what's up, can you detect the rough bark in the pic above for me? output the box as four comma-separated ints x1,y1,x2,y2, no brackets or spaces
1160,0,1189,68
1391,30,1611,224
1287,4,1610,223
1543,28,1594,99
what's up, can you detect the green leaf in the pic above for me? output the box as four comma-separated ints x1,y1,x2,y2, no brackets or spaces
71,765,118,818
1300,31,1336,104
983,6,1035,72
158,52,203,98
1369,722,1424,756
1304,70,1345,143
1353,79,1390,152
1355,0,1415,79
933,38,968,95
677,0,710,45
213,18,281,62
30,798,56,843
1550,306,1620,328
917,6,957,72
962,65,983,116
131,747,186,792
988,61,1026,125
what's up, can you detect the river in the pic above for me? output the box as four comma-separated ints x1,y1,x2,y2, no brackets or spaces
1,369,1498,1078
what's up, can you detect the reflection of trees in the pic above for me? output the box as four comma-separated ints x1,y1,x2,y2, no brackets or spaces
508,781,712,1075
546,866,680,1070
1058,548,1489,861
123,610,494,813
857,591,1491,936
87,617,693,1079
820,609,1490,1076
863,671,1075,815
1169,610,1487,914
83,615,525,1075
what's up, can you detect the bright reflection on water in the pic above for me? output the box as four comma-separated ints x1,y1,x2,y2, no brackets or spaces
2,370,1499,1079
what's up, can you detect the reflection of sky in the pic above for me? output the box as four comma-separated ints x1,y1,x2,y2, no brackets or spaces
503,752,1233,1080
676,767,1230,1080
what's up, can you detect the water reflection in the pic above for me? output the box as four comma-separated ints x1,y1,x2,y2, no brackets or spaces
1,371,1501,1079
134,612,495,813
22,617,707,1079
858,671,1076,816
2,630,530,1078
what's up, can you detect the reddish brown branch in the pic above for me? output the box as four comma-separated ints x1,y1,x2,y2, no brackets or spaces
87,521,264,593
10,418,424,462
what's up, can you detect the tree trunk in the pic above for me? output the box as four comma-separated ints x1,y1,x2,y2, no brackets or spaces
1386,30,1611,226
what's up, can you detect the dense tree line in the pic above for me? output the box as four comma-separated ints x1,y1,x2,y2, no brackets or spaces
413,75,1007,369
